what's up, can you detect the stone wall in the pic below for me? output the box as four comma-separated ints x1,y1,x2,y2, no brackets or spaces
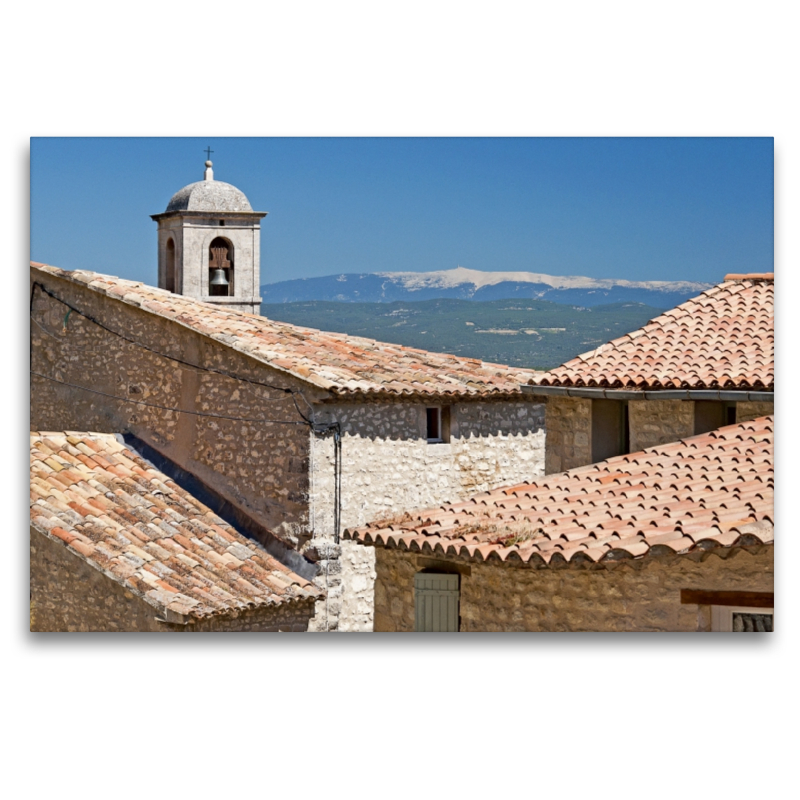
309,399,546,632
30,268,546,634
545,397,774,474
628,399,694,452
544,397,591,473
30,269,323,550
30,526,315,632
371,545,774,632
737,402,774,423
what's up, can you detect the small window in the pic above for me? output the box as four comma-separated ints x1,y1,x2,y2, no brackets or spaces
712,606,774,632
426,406,451,443
415,573,460,632
426,407,440,441
622,402,630,453
219,219,226,226
165,238,176,293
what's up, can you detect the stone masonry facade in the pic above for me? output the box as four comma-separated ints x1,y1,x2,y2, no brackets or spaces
628,399,694,452
371,546,774,632
30,527,316,632
30,268,546,632
543,397,591,474
545,396,775,475
155,215,262,314
30,271,322,548
736,402,775,423
308,399,546,632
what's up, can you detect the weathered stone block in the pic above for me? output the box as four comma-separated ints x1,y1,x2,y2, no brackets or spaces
736,402,774,423
628,400,694,452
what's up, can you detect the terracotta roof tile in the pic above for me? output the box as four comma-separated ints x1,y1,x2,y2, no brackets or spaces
30,432,320,619
530,275,773,390
344,416,774,566
32,263,541,398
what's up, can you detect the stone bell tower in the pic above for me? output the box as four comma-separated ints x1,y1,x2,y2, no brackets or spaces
151,158,266,314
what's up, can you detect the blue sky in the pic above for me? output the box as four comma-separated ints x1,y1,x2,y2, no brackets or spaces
31,137,773,286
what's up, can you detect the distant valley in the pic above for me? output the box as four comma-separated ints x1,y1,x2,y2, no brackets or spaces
259,267,695,368
260,298,667,370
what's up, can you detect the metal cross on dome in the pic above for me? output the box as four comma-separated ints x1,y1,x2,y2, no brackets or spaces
205,146,214,160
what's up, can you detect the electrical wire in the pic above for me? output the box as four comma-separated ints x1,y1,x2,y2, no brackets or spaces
31,370,309,425
30,278,346,597
30,314,297,406
31,282,314,423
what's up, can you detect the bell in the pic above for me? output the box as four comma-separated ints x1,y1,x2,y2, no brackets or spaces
210,268,229,287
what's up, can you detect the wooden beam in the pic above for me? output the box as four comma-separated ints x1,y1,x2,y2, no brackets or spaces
680,589,774,608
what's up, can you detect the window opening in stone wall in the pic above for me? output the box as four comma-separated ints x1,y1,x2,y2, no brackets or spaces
622,402,630,453
694,401,736,435
209,237,234,297
414,572,460,631
592,400,628,462
165,238,176,293
427,406,451,443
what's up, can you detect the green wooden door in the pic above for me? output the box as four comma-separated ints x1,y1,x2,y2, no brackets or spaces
415,573,460,632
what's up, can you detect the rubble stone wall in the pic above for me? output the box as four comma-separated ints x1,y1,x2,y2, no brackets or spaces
736,402,774,423
371,546,774,632
30,526,315,632
628,400,694,452
544,397,591,474
310,399,546,632
30,269,323,551
30,269,546,634
545,397,773,475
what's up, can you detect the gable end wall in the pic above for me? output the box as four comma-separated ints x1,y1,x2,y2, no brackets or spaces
30,270,321,549
310,399,546,631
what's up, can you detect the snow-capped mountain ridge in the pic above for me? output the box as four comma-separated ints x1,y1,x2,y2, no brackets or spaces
375,266,709,294
261,267,713,308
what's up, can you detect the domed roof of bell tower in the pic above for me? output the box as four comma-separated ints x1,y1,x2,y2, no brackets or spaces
165,160,254,213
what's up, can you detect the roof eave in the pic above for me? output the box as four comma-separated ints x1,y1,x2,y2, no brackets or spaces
150,210,268,221
32,264,539,399
521,385,774,402
342,528,773,569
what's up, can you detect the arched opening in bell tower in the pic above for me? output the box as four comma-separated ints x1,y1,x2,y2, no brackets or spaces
165,238,176,292
208,237,234,297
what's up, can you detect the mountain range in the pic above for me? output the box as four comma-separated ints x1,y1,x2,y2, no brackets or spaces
261,266,711,308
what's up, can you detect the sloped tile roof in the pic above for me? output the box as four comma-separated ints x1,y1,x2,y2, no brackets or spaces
344,416,774,566
30,432,321,619
530,274,773,390
31,263,541,398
